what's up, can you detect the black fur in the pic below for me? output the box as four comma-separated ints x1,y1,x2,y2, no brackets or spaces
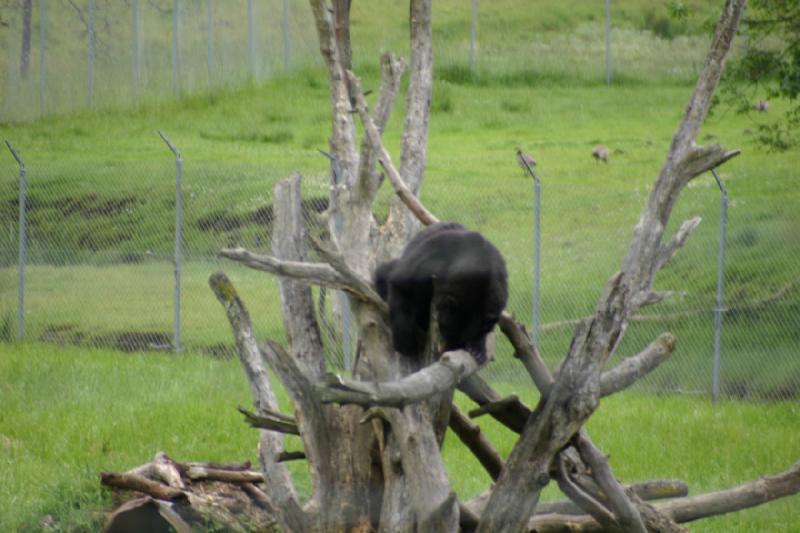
374,222,508,364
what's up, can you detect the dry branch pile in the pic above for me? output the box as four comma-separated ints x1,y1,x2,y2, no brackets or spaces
100,452,277,532
100,1,799,531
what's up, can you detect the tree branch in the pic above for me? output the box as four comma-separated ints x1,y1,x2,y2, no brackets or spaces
477,3,746,530
220,247,385,307
498,312,555,394
238,405,299,435
100,472,185,501
308,233,388,314
273,174,326,378
318,349,479,406
347,70,439,226
662,461,800,524
526,462,800,532
357,53,406,200
555,455,618,529
600,333,676,397
448,405,504,481
208,272,306,532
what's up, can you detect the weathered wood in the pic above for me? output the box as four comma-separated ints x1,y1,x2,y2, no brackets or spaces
348,70,439,229
554,454,618,530
100,472,185,501
208,272,306,532
448,405,504,481
221,248,349,287
238,405,299,434
466,479,689,517
273,174,326,378
526,462,800,531
458,374,530,433
476,2,745,530
102,497,192,533
318,348,479,406
599,333,676,397
357,52,406,201
468,394,522,420
661,461,800,523
184,466,264,484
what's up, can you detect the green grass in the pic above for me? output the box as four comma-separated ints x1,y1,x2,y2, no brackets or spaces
1,342,797,531
1,75,795,397
0,0,726,121
0,1,797,528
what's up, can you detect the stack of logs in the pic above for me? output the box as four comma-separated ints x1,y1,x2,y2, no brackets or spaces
100,451,278,532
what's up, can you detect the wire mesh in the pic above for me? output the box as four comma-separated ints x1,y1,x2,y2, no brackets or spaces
0,1,719,122
1,148,799,401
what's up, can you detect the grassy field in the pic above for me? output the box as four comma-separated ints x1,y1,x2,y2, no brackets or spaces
0,0,798,529
1,71,797,395
1,342,798,531
0,0,724,120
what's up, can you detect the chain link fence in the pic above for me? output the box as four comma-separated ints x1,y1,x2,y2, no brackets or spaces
0,0,721,122
1,143,798,402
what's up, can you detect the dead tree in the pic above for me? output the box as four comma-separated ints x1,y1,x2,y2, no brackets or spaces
206,0,799,531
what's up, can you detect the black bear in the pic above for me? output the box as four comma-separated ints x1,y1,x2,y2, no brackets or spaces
374,222,508,364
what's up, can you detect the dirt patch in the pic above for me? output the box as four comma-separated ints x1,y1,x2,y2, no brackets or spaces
60,194,139,218
37,324,243,358
200,343,237,360
8,193,140,218
39,324,172,352
195,211,245,232
78,230,133,251
196,197,329,233
249,205,274,225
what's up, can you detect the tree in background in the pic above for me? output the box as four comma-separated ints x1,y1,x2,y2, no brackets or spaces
721,0,800,149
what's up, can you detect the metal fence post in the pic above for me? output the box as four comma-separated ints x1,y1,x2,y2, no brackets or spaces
604,0,612,85
131,0,139,103
172,0,181,96
711,168,728,402
282,0,290,71
6,141,26,340
469,0,478,72
207,0,214,90
247,0,256,81
159,132,183,353
39,0,47,116
87,0,95,107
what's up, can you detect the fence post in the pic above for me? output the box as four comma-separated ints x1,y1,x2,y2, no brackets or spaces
39,0,47,115
172,0,181,96
207,0,214,90
282,0,290,72
87,0,95,107
711,168,728,403
469,0,478,72
159,132,183,353
604,0,612,85
247,0,256,81
517,151,542,347
131,0,139,103
5,141,26,340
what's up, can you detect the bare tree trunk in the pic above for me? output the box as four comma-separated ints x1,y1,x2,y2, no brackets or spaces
20,0,33,79
209,1,800,532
